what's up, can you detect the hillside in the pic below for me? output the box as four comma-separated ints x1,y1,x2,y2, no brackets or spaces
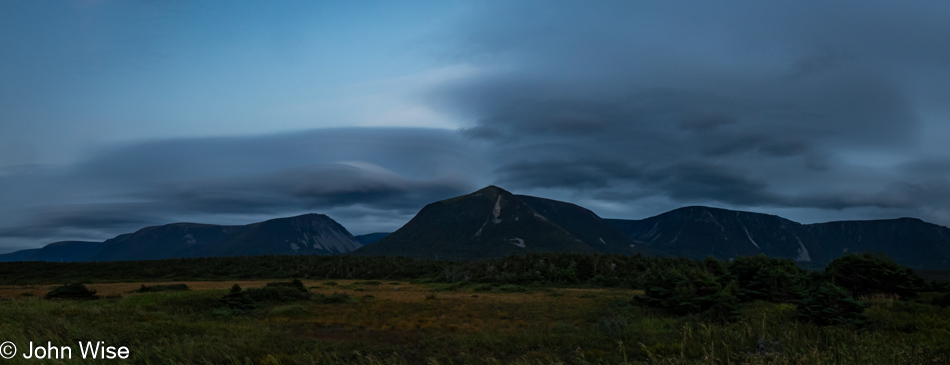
352,186,651,259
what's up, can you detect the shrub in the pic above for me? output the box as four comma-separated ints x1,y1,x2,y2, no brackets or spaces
45,283,99,300
925,280,950,293
703,256,728,278
826,253,925,299
589,274,620,287
493,284,527,293
316,292,350,304
472,283,494,292
220,285,256,310
796,281,867,327
728,255,806,303
265,279,307,292
932,292,950,308
704,280,740,322
638,266,730,317
136,284,190,293
244,286,310,302
219,283,310,311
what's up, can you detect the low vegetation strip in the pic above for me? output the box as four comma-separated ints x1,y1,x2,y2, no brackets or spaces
0,278,948,363
2,252,947,286
1,253,949,362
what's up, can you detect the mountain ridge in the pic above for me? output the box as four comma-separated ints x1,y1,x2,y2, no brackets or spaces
607,205,950,269
3,187,950,269
0,214,362,262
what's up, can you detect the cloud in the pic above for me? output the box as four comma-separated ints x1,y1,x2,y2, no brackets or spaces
5,1,950,251
0,128,488,249
425,1,950,224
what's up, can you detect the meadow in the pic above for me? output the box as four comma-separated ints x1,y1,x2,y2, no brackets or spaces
1,253,949,364
0,279,947,364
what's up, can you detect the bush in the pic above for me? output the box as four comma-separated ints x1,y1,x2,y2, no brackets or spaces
219,283,310,311
704,280,740,322
728,255,806,303
265,279,307,292
797,281,867,327
639,266,734,318
45,283,99,300
136,284,190,293
316,292,350,304
703,256,728,278
494,284,527,293
589,274,621,287
472,283,494,292
932,292,950,308
924,279,950,293
826,253,924,299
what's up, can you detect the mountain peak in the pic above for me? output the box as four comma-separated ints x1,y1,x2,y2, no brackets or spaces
472,185,511,196
268,213,330,222
353,186,659,259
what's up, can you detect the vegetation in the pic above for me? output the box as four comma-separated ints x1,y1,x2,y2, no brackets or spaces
219,282,311,312
728,255,807,303
135,283,190,293
44,283,99,300
0,252,948,363
796,281,868,327
826,253,926,299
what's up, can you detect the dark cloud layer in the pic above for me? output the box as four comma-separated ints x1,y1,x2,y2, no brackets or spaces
429,1,950,224
0,128,488,247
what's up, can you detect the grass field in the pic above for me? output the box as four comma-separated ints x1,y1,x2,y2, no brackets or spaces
1,279,949,364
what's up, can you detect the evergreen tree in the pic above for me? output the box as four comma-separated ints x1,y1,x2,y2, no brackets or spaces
797,281,867,327
826,253,924,299
728,255,806,303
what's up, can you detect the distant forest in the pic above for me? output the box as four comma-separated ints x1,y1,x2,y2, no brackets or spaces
1,251,947,286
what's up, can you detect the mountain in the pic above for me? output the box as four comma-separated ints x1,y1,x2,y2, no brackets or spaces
609,206,950,269
4,188,948,267
607,206,824,264
0,241,101,262
805,218,950,269
515,195,649,255
354,232,389,245
86,213,361,261
0,248,39,262
352,186,653,259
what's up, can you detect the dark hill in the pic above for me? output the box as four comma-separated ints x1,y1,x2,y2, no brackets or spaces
86,214,361,261
0,241,101,262
609,207,950,269
608,206,824,263
354,232,389,245
805,218,950,269
0,248,40,262
516,195,656,255
353,186,655,259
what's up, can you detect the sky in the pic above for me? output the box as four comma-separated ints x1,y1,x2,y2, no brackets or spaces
2,1,950,252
